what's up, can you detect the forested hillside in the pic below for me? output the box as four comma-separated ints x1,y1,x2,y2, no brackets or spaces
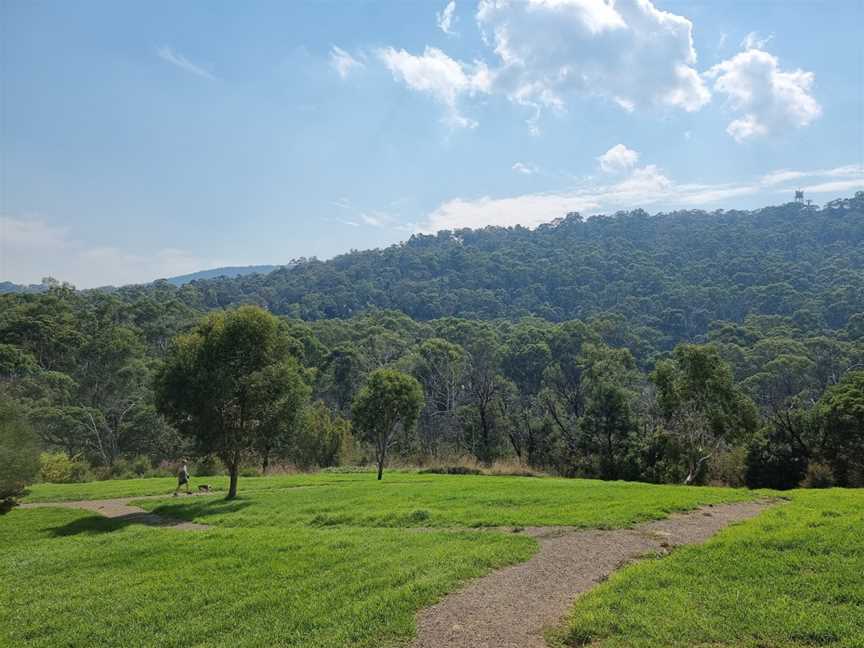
2,194,863,497
131,193,864,345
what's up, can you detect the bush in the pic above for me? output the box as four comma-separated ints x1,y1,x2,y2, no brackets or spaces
39,452,91,483
745,431,809,490
1,399,41,513
706,447,747,487
419,465,482,475
801,462,835,488
192,455,223,476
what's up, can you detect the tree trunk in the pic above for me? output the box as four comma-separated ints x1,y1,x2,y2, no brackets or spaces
377,461,384,480
227,464,239,499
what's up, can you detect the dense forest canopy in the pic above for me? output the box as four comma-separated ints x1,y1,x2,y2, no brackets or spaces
116,193,864,341
2,194,864,494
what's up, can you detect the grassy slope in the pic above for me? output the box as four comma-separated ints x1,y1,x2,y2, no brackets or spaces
557,489,864,648
2,474,755,647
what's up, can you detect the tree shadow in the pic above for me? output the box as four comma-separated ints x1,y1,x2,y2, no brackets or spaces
147,497,252,522
47,499,252,537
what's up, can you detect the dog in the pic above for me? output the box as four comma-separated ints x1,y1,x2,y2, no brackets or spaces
197,484,211,493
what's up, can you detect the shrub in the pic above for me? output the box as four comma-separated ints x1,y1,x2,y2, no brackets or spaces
801,462,835,488
706,447,747,487
39,452,90,483
419,466,482,475
192,455,223,476
0,399,41,513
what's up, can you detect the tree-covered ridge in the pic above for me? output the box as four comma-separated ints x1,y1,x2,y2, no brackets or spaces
2,194,864,497
136,194,864,344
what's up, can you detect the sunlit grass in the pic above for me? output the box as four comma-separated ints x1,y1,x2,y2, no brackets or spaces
556,488,864,647
3,473,759,647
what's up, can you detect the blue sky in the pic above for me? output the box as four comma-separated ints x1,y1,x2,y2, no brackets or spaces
2,0,863,288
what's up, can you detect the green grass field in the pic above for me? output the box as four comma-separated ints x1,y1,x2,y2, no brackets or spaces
556,488,864,648
3,474,862,647
4,473,752,647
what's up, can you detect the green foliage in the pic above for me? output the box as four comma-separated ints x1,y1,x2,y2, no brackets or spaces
816,371,864,486
38,452,91,484
352,369,424,479
652,344,759,484
0,398,41,512
155,306,310,497
292,401,351,469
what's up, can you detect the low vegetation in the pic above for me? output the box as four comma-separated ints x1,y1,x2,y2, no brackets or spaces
557,488,864,647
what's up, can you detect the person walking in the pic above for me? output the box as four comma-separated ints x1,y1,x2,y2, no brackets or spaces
174,459,191,495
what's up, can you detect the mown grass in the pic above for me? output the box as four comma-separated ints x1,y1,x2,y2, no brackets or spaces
0,506,534,648
3,473,759,647
137,474,755,529
21,472,383,503
556,488,864,648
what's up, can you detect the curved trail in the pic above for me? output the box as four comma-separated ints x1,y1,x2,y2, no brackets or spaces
20,494,211,530
412,500,774,648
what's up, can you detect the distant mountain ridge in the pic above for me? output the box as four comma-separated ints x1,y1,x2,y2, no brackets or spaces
161,265,282,286
0,265,282,294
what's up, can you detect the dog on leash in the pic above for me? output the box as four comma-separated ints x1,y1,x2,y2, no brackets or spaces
197,484,211,493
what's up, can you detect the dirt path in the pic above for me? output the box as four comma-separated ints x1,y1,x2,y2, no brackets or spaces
20,494,211,531
413,500,774,648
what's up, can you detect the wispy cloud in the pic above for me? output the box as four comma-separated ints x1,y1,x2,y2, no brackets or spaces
156,46,217,80
419,161,864,233
437,1,457,35
740,31,773,50
330,46,365,79
512,162,539,175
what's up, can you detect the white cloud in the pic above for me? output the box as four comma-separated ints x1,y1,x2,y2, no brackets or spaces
741,31,773,50
377,46,491,128
512,161,539,175
0,216,233,288
475,0,711,124
418,157,863,233
156,46,217,80
762,165,864,189
598,144,639,173
707,49,821,142
437,0,458,35
330,46,365,79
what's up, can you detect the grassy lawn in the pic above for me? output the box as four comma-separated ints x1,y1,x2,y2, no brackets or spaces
556,488,864,648
21,472,380,503
2,473,757,647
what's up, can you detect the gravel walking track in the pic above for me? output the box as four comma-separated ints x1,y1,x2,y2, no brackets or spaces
412,500,774,648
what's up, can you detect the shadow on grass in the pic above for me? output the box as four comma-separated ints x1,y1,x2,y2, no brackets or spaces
147,497,252,522
49,512,164,536
48,499,252,536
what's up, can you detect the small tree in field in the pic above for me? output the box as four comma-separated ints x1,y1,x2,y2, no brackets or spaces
155,306,308,499
352,369,424,480
0,398,41,513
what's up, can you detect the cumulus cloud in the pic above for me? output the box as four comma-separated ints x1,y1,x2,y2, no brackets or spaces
377,46,491,128
330,46,365,79
437,1,458,35
706,49,822,142
156,46,217,80
475,0,711,123
598,144,640,173
512,161,539,175
0,216,233,288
